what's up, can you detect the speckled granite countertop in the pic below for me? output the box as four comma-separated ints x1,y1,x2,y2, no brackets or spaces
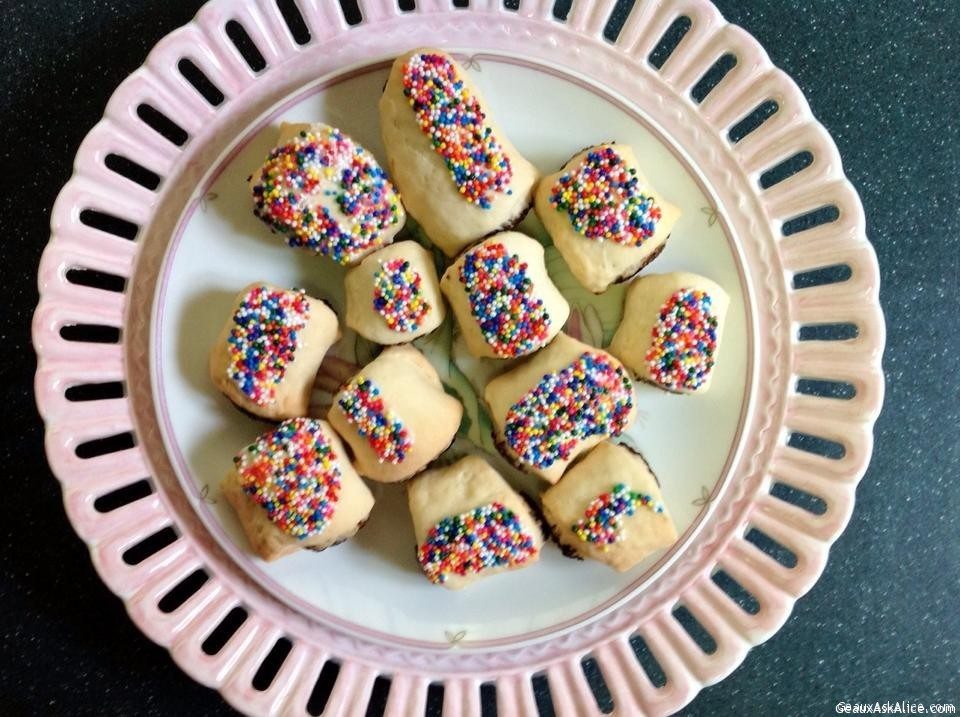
2,1,957,714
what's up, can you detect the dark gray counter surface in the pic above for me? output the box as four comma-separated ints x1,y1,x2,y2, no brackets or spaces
2,1,957,714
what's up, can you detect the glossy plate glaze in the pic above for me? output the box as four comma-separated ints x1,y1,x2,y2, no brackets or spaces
34,1,884,715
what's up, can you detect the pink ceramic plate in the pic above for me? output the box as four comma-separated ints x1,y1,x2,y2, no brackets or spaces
34,0,884,714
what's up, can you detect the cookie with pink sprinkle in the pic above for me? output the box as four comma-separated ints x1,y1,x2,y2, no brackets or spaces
484,333,637,484
440,232,569,360
541,442,676,572
343,241,445,344
407,455,543,589
220,417,374,561
327,345,462,483
249,122,405,266
380,49,539,257
535,143,681,293
209,282,340,420
608,272,730,394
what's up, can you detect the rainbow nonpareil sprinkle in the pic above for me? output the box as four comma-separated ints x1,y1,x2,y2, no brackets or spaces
251,126,402,264
227,285,310,406
417,502,537,584
572,483,664,550
401,52,513,209
337,376,412,464
549,147,662,246
504,352,634,469
372,258,430,332
236,418,341,540
458,242,551,357
645,289,718,391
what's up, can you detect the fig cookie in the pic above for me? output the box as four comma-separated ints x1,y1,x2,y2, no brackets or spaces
221,418,374,561
542,441,677,572
440,232,569,360
209,283,339,421
535,144,681,293
608,272,729,394
249,122,404,265
407,455,543,589
327,345,462,482
343,240,445,344
380,49,538,256
485,333,637,484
